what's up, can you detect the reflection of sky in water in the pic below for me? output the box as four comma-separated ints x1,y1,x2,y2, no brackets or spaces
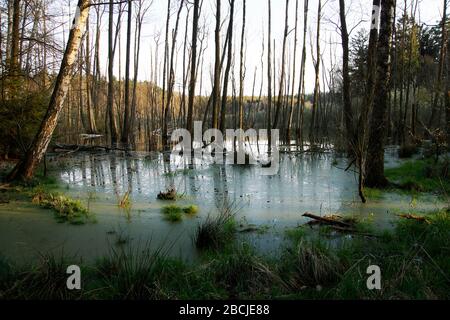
57,146,442,227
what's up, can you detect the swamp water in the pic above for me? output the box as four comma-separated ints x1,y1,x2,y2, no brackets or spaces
0,147,446,264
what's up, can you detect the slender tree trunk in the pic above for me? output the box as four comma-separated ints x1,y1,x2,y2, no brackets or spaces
187,0,200,144
428,0,447,129
296,0,309,145
10,0,21,74
287,0,299,143
121,0,133,146
267,0,272,149
85,18,97,134
161,0,171,147
163,0,184,149
339,0,355,150
107,0,119,146
220,0,235,133
212,0,221,129
309,0,322,144
8,0,91,181
273,0,289,130
238,0,246,132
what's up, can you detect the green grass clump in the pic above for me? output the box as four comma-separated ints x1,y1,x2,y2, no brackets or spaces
385,159,450,194
161,204,199,222
118,191,131,209
32,191,93,225
364,188,384,200
94,245,173,300
183,205,199,215
162,205,183,222
195,212,237,251
0,253,83,300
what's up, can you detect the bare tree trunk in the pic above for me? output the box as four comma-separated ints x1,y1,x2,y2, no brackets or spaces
85,17,97,134
366,0,395,188
107,0,119,146
287,0,299,143
130,0,149,149
273,0,289,131
238,0,246,132
163,0,184,148
10,0,21,74
356,0,381,202
161,0,171,147
267,0,272,149
296,0,309,145
309,0,322,144
8,0,91,181
428,0,447,129
187,0,200,143
212,0,221,129
121,0,133,147
220,0,235,133
339,0,355,150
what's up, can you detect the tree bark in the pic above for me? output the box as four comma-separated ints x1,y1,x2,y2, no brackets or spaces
107,0,119,146
309,0,322,144
10,0,21,74
8,0,91,181
212,0,221,129
187,0,200,143
238,0,246,132
219,0,235,133
287,0,299,143
272,0,289,130
163,0,184,148
356,0,381,201
296,0,309,145
366,0,395,188
267,0,272,148
428,0,447,128
339,0,355,150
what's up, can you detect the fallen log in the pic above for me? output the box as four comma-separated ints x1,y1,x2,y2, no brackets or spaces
52,144,128,153
397,214,430,224
302,212,353,228
328,225,380,238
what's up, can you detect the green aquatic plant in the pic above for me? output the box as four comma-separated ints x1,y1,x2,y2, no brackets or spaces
94,244,172,300
364,188,384,200
386,159,450,194
162,205,184,222
32,191,93,225
183,205,199,215
117,191,131,209
195,211,237,250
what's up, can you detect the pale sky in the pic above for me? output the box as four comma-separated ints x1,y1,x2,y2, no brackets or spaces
57,0,445,95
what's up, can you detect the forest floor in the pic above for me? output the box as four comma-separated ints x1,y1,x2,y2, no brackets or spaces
0,155,449,300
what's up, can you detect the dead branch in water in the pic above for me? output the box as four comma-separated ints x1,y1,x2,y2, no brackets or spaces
51,144,128,153
397,214,430,224
302,212,353,228
302,212,379,238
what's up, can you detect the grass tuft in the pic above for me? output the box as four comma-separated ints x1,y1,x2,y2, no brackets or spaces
162,205,183,222
32,190,93,225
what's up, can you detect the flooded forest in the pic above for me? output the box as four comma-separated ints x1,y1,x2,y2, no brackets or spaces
0,0,449,300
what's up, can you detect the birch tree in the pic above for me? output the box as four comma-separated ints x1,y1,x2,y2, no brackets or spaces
8,0,91,181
